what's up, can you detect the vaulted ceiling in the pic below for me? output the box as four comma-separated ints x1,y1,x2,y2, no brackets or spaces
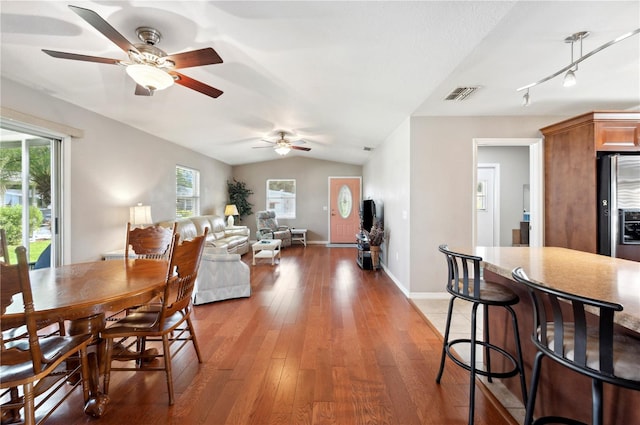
1,1,639,165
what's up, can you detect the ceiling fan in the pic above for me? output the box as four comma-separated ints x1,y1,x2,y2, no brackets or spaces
42,5,223,98
253,131,311,156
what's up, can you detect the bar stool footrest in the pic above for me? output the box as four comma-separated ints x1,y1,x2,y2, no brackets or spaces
533,416,587,425
445,338,521,379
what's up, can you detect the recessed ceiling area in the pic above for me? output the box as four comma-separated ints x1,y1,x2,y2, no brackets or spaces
1,1,638,165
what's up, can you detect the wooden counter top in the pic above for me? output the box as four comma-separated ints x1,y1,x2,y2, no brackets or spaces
469,247,640,332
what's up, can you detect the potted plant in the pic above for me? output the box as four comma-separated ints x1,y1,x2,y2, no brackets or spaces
227,179,254,223
365,220,384,269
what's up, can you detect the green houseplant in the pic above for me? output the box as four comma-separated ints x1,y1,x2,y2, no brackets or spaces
227,179,254,224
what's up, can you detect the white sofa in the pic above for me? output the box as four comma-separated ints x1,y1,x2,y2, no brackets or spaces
159,215,250,255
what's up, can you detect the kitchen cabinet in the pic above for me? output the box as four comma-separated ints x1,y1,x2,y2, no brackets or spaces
541,111,640,253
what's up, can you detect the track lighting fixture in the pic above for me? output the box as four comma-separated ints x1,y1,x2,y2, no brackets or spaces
517,28,640,105
522,89,531,106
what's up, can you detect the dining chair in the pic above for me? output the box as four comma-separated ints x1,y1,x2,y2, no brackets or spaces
512,267,640,425
125,221,177,260
101,229,208,405
436,244,527,425
1,246,93,425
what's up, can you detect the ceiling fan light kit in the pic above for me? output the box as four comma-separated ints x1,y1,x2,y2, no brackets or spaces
42,5,223,98
517,28,640,105
126,64,174,91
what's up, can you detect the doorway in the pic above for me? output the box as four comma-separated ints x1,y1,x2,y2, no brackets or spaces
328,177,361,243
477,163,500,246
0,127,62,267
472,138,543,247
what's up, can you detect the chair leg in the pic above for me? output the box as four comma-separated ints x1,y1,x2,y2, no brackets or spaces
483,304,492,383
22,382,35,425
102,337,114,396
524,351,544,425
162,334,175,405
436,296,456,384
79,346,91,405
592,379,603,425
186,315,202,363
468,302,481,425
505,304,528,406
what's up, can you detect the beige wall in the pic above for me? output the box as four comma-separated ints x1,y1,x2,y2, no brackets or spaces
408,115,567,295
2,78,231,263
233,156,362,242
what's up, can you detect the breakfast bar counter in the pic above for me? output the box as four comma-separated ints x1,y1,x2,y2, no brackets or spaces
458,246,640,423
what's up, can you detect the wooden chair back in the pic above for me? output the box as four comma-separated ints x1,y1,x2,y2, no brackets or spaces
1,246,44,373
0,228,10,264
125,222,177,259
157,229,207,325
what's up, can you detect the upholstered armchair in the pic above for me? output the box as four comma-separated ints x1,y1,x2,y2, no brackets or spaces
255,210,292,247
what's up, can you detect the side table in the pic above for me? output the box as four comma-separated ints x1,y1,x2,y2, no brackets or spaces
291,228,307,247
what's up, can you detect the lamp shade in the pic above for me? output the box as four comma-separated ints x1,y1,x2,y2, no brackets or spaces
130,203,153,226
224,204,239,216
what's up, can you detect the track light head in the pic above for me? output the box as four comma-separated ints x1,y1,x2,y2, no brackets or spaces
563,69,577,87
522,90,531,106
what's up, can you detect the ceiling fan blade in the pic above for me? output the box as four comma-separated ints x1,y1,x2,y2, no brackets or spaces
135,84,153,96
68,5,139,55
291,146,311,151
259,139,276,144
42,49,121,65
171,72,223,98
165,48,223,69
252,145,274,149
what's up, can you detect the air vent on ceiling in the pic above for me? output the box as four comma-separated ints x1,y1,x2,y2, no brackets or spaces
445,86,480,101
363,146,374,151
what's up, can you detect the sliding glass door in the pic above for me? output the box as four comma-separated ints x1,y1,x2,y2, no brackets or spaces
0,127,61,267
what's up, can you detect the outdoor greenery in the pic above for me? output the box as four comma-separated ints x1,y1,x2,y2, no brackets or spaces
227,179,254,223
6,240,49,265
1,145,52,206
0,204,43,244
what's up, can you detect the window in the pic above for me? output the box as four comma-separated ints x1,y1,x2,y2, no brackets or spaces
266,179,296,219
176,165,200,218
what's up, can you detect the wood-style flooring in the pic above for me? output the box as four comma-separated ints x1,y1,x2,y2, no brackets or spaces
45,246,514,425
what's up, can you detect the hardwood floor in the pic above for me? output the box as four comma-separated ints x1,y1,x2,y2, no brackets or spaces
46,246,513,425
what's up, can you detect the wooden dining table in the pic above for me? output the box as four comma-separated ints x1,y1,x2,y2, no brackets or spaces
3,258,170,418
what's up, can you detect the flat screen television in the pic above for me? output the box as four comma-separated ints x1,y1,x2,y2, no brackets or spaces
360,199,376,232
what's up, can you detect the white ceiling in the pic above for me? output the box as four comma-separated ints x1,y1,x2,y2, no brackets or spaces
1,1,639,165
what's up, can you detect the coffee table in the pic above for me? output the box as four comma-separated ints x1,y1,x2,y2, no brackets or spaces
252,239,282,265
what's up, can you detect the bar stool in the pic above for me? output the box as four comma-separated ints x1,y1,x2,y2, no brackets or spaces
512,267,640,425
436,245,528,425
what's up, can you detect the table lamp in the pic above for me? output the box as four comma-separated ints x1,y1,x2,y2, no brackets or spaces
224,204,239,227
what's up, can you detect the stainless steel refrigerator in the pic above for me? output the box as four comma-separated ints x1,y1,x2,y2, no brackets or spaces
597,153,640,261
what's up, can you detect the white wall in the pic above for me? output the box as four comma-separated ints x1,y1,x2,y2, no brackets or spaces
363,118,411,294
477,146,529,246
2,78,231,263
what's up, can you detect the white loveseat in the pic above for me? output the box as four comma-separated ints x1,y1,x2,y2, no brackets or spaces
192,247,251,305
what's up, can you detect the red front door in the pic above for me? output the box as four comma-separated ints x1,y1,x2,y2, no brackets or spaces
329,177,361,243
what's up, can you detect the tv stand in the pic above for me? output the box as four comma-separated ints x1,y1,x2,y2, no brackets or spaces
356,232,372,270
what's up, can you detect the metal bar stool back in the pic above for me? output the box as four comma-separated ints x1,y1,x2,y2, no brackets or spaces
512,267,640,425
436,245,527,425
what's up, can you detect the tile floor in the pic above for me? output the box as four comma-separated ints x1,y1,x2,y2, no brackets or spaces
412,298,526,424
